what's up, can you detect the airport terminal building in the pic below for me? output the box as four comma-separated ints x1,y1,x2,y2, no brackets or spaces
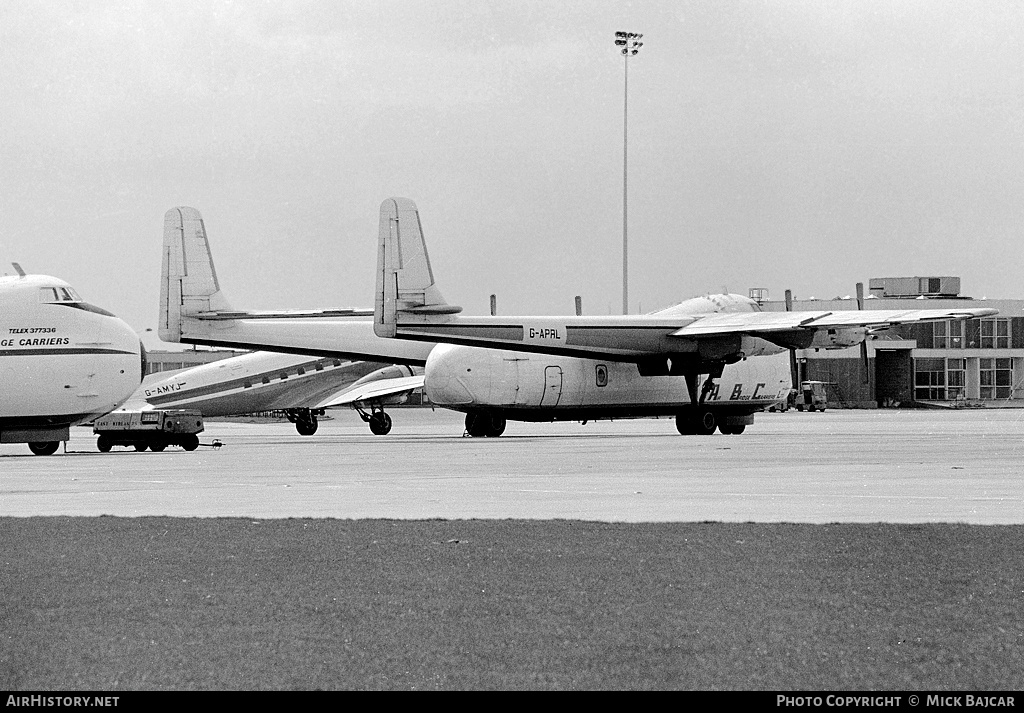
758,277,1024,408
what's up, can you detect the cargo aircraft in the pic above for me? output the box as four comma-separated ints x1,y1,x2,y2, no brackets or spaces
130,350,422,435
1,264,144,454
371,197,1000,435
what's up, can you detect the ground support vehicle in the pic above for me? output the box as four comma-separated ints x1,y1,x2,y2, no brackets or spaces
93,409,204,452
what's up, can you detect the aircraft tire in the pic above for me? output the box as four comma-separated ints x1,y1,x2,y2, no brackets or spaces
296,419,319,436
28,441,60,456
134,443,148,452
694,410,717,436
97,435,113,453
150,443,167,452
484,414,506,437
181,434,200,452
465,412,489,437
675,413,696,435
369,412,392,436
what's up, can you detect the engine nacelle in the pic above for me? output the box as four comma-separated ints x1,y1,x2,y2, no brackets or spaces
808,327,869,349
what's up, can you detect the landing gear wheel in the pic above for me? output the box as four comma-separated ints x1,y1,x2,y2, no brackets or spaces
718,423,746,435
295,418,318,436
181,434,200,451
465,412,487,437
485,414,506,437
694,410,717,436
97,435,113,453
150,443,167,452
675,414,696,435
368,412,392,436
28,441,60,456
134,443,148,452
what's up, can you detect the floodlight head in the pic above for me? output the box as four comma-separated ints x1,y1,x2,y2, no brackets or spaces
615,39,626,46
615,31,628,38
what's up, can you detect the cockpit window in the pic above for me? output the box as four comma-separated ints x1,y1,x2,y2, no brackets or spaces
39,286,82,303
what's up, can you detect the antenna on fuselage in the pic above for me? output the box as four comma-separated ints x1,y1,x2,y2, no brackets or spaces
11,263,26,277
490,294,497,316
575,296,582,316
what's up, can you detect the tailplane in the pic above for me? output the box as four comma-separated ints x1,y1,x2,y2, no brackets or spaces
159,207,232,342
374,197,461,338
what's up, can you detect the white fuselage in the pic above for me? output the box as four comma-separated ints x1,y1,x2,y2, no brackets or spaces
0,274,142,440
424,344,791,421
137,351,390,416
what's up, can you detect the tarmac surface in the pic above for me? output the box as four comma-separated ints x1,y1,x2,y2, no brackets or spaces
3,408,1024,523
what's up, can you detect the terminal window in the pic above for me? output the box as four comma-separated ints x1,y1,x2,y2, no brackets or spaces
980,319,1010,349
914,358,946,400
932,320,963,349
980,358,1012,399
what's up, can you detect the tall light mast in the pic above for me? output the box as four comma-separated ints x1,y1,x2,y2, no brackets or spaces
614,31,643,315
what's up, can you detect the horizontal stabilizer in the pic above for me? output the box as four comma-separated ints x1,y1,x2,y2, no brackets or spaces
193,308,374,321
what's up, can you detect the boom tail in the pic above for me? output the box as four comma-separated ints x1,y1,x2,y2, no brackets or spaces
159,207,232,342
374,197,460,339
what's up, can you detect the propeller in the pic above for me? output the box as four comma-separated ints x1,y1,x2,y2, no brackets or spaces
856,282,870,385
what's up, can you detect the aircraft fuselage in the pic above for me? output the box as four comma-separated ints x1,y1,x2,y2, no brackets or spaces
0,274,142,450
424,344,791,422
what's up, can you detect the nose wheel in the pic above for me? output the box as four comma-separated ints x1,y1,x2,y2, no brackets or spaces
465,411,506,437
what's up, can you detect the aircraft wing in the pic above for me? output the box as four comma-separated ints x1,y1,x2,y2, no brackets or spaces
371,196,1000,366
672,307,999,336
317,375,425,408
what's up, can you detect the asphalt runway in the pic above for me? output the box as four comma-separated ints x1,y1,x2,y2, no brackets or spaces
3,408,1024,523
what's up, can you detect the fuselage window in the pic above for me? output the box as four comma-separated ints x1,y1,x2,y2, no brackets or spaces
596,364,608,387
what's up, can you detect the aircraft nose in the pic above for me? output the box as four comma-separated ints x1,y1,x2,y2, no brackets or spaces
424,345,475,405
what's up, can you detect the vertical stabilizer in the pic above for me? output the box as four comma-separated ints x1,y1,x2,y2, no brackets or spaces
374,197,460,338
159,207,232,342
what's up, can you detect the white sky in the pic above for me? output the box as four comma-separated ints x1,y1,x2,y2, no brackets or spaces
2,0,1022,335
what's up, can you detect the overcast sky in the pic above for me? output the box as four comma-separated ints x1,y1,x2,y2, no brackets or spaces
2,1,1022,340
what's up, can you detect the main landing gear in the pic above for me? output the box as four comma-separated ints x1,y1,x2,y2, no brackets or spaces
464,410,506,438
676,366,749,435
356,404,393,435
285,408,321,436
28,441,60,456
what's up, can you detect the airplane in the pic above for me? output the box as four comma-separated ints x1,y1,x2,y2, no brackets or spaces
129,350,423,435
371,197,1001,435
0,263,144,455
158,206,784,436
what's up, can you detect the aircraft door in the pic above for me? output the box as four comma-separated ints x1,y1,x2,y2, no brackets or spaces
540,366,563,407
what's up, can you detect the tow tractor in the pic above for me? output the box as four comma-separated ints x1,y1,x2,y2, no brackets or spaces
93,409,205,452
794,381,828,412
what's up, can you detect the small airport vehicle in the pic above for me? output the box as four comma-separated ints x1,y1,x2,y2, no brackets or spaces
93,409,204,452
794,381,828,412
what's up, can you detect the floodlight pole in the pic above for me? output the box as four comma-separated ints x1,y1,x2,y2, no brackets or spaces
615,31,643,315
